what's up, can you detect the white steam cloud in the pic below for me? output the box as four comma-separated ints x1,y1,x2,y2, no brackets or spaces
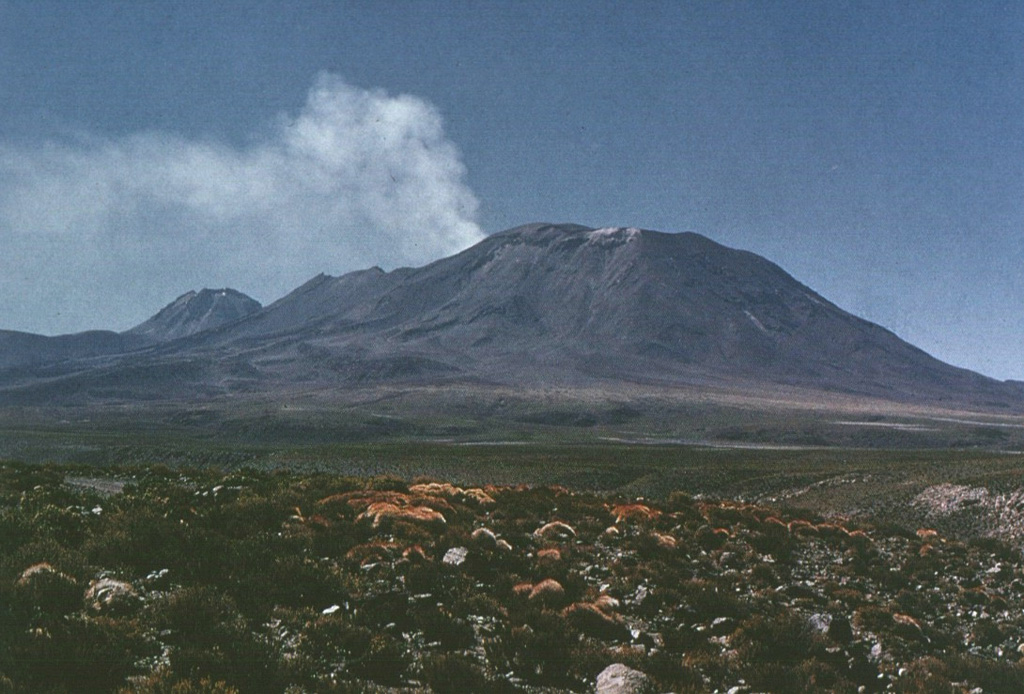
0,73,483,334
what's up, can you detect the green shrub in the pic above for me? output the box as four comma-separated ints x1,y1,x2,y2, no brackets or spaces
11,563,81,619
120,671,241,693
733,612,815,670
296,614,410,686
487,611,580,687
9,614,154,694
411,603,476,649
420,653,492,693
149,586,280,693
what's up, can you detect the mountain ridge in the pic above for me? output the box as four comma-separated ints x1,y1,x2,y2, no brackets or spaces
0,223,1020,412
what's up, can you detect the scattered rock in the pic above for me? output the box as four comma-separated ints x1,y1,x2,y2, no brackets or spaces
595,663,654,694
442,546,469,567
144,568,171,589
809,612,833,634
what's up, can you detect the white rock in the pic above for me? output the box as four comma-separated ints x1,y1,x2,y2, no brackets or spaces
808,613,832,633
595,663,654,694
443,546,469,566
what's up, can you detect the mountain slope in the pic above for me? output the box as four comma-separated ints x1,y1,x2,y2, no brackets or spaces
0,330,152,371
0,224,1020,411
0,288,259,378
126,288,262,341
177,223,1018,407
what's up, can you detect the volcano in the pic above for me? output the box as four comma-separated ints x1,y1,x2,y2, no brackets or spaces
0,223,1020,411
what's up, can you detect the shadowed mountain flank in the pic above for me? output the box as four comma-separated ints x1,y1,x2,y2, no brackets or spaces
0,224,1020,411
0,330,152,371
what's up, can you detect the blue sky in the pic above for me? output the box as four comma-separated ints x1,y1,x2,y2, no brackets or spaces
1,1,1022,380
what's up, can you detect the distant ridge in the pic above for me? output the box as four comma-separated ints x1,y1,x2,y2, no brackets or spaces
126,288,262,341
0,288,260,372
0,224,1021,411
0,329,152,371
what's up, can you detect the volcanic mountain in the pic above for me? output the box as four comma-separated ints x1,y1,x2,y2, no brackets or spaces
0,223,1020,411
126,288,262,341
0,288,260,372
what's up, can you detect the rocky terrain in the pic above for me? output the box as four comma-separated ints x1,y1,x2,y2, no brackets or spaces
3,462,1024,693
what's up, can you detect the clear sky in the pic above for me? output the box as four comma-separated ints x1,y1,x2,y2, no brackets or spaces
1,1,1022,379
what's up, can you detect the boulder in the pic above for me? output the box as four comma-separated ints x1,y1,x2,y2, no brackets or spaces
595,663,654,694
442,546,469,567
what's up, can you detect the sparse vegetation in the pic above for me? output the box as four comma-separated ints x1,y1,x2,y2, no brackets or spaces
2,459,1024,692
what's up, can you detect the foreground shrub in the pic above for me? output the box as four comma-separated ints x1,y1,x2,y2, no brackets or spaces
420,653,493,693
9,614,153,694
294,614,410,687
120,670,241,694
2,464,1024,694
149,586,280,693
